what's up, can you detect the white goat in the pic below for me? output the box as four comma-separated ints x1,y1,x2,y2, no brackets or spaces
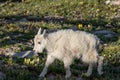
33,28,104,78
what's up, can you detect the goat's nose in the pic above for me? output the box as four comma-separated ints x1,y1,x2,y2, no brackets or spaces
33,48,35,52
33,50,35,52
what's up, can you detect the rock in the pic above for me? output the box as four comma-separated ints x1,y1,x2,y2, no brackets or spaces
13,50,37,58
93,30,117,38
94,30,116,35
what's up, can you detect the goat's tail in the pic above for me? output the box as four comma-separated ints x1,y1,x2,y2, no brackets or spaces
81,36,100,64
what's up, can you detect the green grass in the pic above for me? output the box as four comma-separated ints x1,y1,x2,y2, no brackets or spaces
0,0,120,80
0,0,120,26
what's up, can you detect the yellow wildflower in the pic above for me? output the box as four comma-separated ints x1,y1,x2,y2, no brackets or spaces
78,24,83,29
36,57,40,62
30,60,35,65
96,9,100,12
88,24,92,29
94,4,97,6
79,1,83,5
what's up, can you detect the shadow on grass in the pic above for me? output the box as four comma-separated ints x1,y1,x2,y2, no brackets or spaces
0,29,34,47
0,0,22,2
1,13,120,26
0,14,120,46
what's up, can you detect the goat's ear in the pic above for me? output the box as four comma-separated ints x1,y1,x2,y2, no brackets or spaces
37,28,41,35
42,29,46,36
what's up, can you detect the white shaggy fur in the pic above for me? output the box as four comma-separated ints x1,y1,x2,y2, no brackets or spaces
33,28,104,78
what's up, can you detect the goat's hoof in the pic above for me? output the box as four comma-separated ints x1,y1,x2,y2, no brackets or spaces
98,71,104,75
65,73,71,79
84,73,91,77
38,75,44,80
38,77,44,80
34,54,38,57
65,76,70,79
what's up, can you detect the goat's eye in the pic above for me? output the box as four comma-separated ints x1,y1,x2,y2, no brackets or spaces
38,42,41,44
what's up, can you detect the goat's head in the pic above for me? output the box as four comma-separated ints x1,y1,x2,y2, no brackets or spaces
33,28,47,53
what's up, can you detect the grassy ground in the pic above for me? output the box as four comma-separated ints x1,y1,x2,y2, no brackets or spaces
0,0,120,80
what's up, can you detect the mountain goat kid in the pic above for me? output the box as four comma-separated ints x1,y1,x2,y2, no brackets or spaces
33,28,104,78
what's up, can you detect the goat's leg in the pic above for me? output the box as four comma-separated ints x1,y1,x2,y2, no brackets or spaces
65,66,71,78
97,56,104,75
63,58,72,79
39,55,55,78
86,63,94,76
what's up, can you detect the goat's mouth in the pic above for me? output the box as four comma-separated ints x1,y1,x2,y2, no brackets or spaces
33,50,38,54
31,50,39,57
33,50,43,54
